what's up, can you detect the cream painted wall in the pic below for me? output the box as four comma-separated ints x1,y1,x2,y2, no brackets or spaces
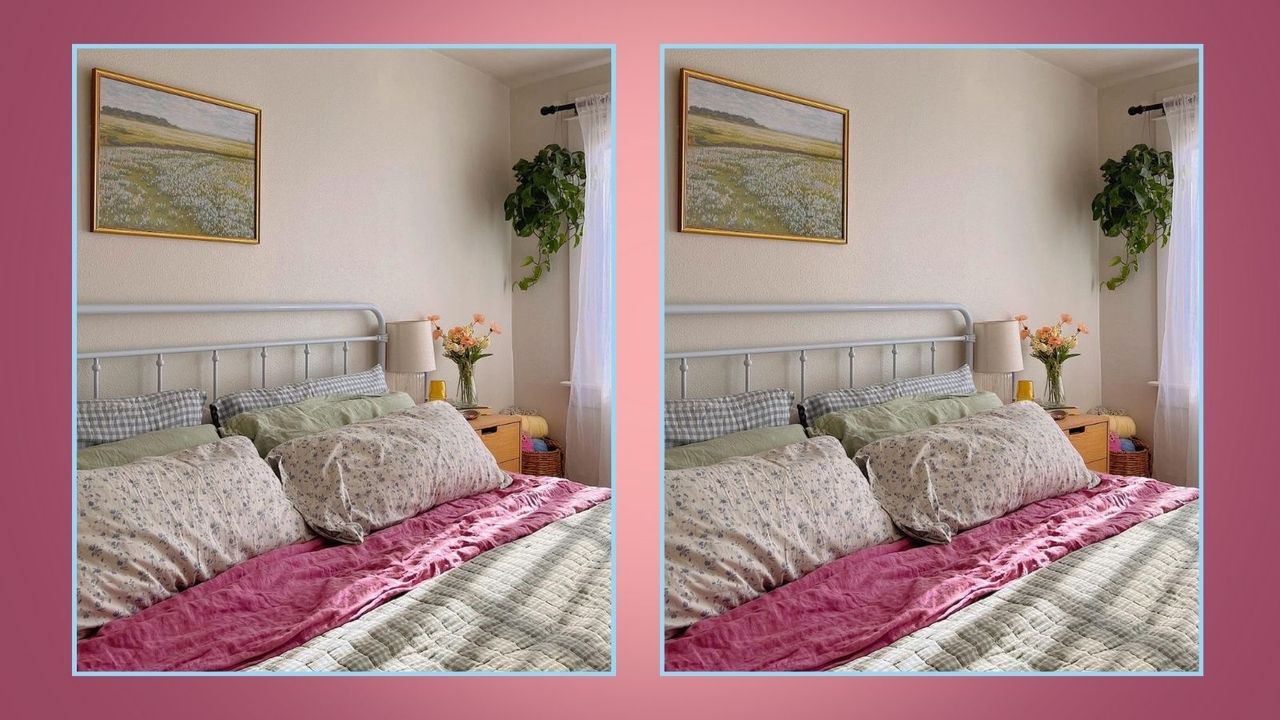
508,64,610,444
1096,63,1199,454
665,49,1102,408
76,49,516,409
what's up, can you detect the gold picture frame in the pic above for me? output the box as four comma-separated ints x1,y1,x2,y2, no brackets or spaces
91,68,261,244
679,68,849,244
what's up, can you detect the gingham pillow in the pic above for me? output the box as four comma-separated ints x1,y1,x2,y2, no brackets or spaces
300,365,389,397
211,365,388,426
77,389,207,448
888,365,975,398
664,388,794,448
798,383,893,427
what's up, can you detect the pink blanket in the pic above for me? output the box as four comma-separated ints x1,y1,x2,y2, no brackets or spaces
665,475,1197,672
79,474,610,672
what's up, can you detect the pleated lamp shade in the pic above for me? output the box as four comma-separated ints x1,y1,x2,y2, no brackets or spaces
386,320,437,374
973,320,1025,374
974,320,1025,403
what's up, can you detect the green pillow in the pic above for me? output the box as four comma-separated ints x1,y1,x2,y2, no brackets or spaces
664,424,808,470
77,424,221,470
223,392,416,456
814,392,1003,457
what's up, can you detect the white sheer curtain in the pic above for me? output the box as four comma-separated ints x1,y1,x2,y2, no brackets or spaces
566,93,613,486
1154,94,1200,486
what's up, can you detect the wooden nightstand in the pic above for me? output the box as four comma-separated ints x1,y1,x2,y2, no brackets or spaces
1055,414,1109,473
468,414,522,473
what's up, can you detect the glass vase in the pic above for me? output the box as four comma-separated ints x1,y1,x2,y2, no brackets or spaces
454,359,479,408
1040,360,1066,408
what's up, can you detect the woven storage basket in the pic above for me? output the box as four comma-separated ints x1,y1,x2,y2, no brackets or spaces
522,438,563,477
1109,436,1151,477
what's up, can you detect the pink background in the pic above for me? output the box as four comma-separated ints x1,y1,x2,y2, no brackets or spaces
5,0,1274,715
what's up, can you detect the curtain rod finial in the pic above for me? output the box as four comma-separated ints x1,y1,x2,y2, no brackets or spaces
541,102,577,116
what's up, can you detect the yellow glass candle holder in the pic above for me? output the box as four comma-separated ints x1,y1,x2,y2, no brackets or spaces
1015,379,1035,402
428,379,448,402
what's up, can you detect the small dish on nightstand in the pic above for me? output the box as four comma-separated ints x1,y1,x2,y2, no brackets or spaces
1048,409,1069,421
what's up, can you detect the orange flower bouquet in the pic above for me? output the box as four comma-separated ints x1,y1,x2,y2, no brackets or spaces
1016,313,1089,408
428,313,501,408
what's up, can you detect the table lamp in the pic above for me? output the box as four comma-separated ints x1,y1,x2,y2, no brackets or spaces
974,319,1025,403
386,320,437,403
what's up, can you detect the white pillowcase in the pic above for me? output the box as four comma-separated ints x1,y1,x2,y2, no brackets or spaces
77,435,313,636
856,400,1099,543
665,435,901,636
267,402,511,544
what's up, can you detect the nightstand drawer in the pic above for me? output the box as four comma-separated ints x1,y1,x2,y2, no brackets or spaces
498,458,521,473
1055,414,1110,474
469,415,522,465
478,422,520,462
1066,421,1108,463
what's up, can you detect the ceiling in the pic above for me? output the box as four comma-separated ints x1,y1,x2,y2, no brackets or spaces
435,48,611,88
1022,48,1199,88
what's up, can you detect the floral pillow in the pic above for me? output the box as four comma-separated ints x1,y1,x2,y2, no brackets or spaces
77,435,313,637
665,435,901,637
855,400,1098,543
267,401,511,543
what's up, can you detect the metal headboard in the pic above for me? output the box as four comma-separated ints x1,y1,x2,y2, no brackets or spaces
76,302,387,400
664,302,974,399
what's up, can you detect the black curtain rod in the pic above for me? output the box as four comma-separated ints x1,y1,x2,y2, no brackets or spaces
1128,102,1165,116
540,102,577,116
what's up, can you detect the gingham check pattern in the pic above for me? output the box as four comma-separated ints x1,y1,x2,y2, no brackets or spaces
798,384,893,427
77,389,206,448
664,389,794,448
834,501,1199,672
887,364,975,398
300,365,389,397
211,365,388,426
248,502,612,672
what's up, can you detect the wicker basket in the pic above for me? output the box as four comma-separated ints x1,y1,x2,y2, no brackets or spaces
522,438,563,477
1109,436,1151,477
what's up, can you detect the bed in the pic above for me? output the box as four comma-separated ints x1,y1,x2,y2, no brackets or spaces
662,302,1199,673
74,303,612,673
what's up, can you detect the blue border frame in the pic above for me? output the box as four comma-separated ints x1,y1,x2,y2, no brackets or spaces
71,42,617,677
657,43,1205,677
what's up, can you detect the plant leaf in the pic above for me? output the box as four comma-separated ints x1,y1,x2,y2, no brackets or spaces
509,143,587,290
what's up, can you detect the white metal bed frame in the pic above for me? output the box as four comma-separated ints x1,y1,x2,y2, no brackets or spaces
76,303,387,400
664,302,974,399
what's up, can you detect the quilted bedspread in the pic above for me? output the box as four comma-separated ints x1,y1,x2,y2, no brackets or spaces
248,502,613,672
834,501,1199,672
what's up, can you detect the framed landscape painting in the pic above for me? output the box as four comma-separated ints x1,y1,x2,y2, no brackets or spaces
680,69,848,244
92,69,260,244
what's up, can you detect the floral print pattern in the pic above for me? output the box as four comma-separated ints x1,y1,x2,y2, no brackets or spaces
664,435,901,636
267,402,511,544
855,401,1098,543
77,435,312,636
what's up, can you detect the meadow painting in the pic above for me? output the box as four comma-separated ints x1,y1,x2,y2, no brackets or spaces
680,69,847,243
93,70,259,243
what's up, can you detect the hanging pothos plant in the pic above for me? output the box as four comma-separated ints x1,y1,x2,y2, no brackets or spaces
504,144,586,291
1092,143,1174,290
